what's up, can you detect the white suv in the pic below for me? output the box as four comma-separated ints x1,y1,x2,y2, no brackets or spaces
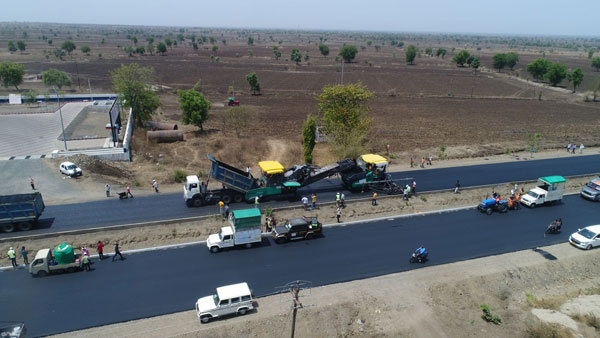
59,162,82,177
195,282,254,323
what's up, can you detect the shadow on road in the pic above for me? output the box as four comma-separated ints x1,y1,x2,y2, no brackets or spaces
531,247,557,260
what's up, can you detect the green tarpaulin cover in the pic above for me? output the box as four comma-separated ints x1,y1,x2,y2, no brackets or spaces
54,243,75,264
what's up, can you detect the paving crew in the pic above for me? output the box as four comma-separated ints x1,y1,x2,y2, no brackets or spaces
311,193,317,210
7,247,17,268
372,192,378,206
301,196,308,210
82,255,91,272
21,246,28,265
412,181,417,196
336,206,342,223
254,196,260,209
218,200,225,215
152,179,159,193
335,192,341,207
340,192,345,208
105,184,110,197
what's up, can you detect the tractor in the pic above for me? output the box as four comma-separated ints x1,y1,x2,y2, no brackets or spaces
228,97,240,106
478,198,509,215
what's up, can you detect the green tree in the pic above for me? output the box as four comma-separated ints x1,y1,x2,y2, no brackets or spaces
124,46,134,57
53,48,65,60
136,46,145,55
304,51,310,62
453,50,471,67
16,40,26,52
273,47,281,60
317,82,374,158
157,42,167,55
132,36,138,44
592,56,600,71
527,58,551,81
41,69,72,89
80,45,91,55
471,57,480,69
147,43,154,55
302,115,317,164
165,38,172,48
290,48,302,64
424,47,433,56
177,34,184,42
566,68,584,92
61,40,76,56
319,44,329,57
211,45,218,52
7,40,17,52
247,36,254,45
505,52,519,70
436,48,447,58
179,89,211,131
339,45,358,62
546,62,567,86
588,49,595,59
405,45,417,64
246,72,261,95
492,53,506,71
0,62,25,90
110,63,160,126
146,36,154,44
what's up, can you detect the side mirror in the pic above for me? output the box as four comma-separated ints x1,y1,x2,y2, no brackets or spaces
578,228,582,231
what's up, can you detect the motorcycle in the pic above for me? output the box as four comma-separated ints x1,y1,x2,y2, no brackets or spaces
545,221,562,234
410,251,428,263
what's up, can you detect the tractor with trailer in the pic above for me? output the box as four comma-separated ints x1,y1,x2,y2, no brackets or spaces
227,97,240,106
478,198,509,215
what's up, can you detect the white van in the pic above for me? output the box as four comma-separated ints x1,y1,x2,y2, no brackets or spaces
195,282,254,323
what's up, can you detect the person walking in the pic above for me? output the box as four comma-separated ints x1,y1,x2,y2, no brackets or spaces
340,192,345,208
580,144,584,154
420,157,425,168
112,241,124,261
82,255,91,271
403,187,409,200
572,144,576,154
105,184,110,197
152,179,159,193
29,177,35,190
254,196,260,209
530,146,535,158
567,143,571,152
97,241,104,260
412,181,417,196
428,154,433,166
218,200,224,215
224,204,230,219
126,186,134,198
7,247,17,268
410,156,414,168
514,183,518,194
21,246,28,265
454,180,461,194
372,192,378,206
336,206,342,223
301,196,308,210
335,192,341,207
311,193,317,210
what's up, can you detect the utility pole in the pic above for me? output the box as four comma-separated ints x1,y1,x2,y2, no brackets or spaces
88,78,92,102
276,280,312,338
52,87,68,151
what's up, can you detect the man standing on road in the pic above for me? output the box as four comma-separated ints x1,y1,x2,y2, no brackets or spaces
112,241,124,261
82,255,91,271
572,144,576,154
224,204,230,219
428,154,433,166
152,179,159,193
372,192,378,206
567,143,571,152
29,177,35,190
301,196,308,210
7,247,17,268
420,157,425,168
335,192,341,207
254,196,259,209
126,186,134,198
412,181,417,196
336,206,342,223
454,180,461,194
311,193,317,210
218,200,224,215
21,246,28,265
410,156,414,168
105,184,110,197
580,144,584,154
340,192,345,208
97,241,104,260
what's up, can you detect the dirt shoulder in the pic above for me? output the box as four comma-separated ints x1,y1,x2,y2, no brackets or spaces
1,175,594,266
48,243,600,338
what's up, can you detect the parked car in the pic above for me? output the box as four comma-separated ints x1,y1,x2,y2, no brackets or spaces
59,162,82,177
272,217,322,244
580,177,600,201
195,282,254,323
569,225,600,250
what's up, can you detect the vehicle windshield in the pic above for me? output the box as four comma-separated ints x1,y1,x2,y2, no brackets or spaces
578,229,597,240
527,191,539,198
284,221,292,230
218,231,223,240
213,294,220,305
67,165,77,170
587,181,600,190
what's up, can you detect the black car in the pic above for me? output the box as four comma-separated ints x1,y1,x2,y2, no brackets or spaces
272,217,322,244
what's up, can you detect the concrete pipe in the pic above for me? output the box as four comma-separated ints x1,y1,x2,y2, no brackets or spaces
146,121,178,130
146,130,184,143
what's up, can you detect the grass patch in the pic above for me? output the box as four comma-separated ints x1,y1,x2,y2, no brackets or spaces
420,196,427,202
172,168,188,183
526,322,573,338
525,293,566,310
571,312,600,329
480,304,502,325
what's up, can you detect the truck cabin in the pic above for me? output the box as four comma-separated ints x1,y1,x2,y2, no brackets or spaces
357,154,389,178
257,161,286,187
218,226,234,244
185,175,206,194
31,248,51,267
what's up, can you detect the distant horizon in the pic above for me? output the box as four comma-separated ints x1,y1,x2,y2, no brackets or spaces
2,20,599,40
2,0,598,38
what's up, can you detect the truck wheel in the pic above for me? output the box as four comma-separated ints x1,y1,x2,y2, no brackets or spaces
210,246,220,253
200,315,212,323
238,308,247,315
276,237,286,244
530,203,536,208
234,194,244,203
222,194,232,204
485,208,493,215
1,223,15,233
245,243,252,249
192,197,203,207
37,270,47,277
17,222,32,231
305,233,314,240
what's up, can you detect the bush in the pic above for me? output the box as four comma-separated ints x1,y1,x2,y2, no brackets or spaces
480,304,502,325
526,322,573,338
420,196,427,202
172,168,188,183
264,206,274,218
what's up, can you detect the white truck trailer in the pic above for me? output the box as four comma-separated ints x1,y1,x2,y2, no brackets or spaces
207,208,262,253
521,176,566,208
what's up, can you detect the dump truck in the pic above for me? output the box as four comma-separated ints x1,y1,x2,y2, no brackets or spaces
29,244,83,277
521,176,566,208
207,208,262,253
0,192,45,232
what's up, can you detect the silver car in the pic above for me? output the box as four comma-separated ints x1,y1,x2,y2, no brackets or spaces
580,177,600,201
59,162,82,177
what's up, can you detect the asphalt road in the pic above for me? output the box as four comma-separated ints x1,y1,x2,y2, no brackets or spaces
1,154,599,239
0,194,598,337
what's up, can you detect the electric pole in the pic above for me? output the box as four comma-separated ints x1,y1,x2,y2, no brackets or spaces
276,280,312,338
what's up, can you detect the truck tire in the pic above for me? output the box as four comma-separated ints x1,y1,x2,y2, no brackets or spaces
210,246,220,253
37,270,47,277
233,194,244,203
305,233,314,240
17,222,32,231
238,308,248,315
1,223,15,233
485,208,493,215
530,203,536,208
222,194,233,204
200,315,212,323
192,197,203,207
275,237,287,244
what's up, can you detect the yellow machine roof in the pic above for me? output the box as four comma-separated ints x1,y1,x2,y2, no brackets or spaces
361,154,388,164
258,161,285,174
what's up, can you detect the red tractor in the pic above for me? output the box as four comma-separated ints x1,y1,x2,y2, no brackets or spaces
228,97,240,106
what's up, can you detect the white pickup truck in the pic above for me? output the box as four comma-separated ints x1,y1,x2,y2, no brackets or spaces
207,208,262,253
521,176,566,208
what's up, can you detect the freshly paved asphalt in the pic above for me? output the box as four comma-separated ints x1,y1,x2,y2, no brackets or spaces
1,154,599,239
1,194,597,337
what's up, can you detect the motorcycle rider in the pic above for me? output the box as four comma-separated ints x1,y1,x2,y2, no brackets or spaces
415,245,428,262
